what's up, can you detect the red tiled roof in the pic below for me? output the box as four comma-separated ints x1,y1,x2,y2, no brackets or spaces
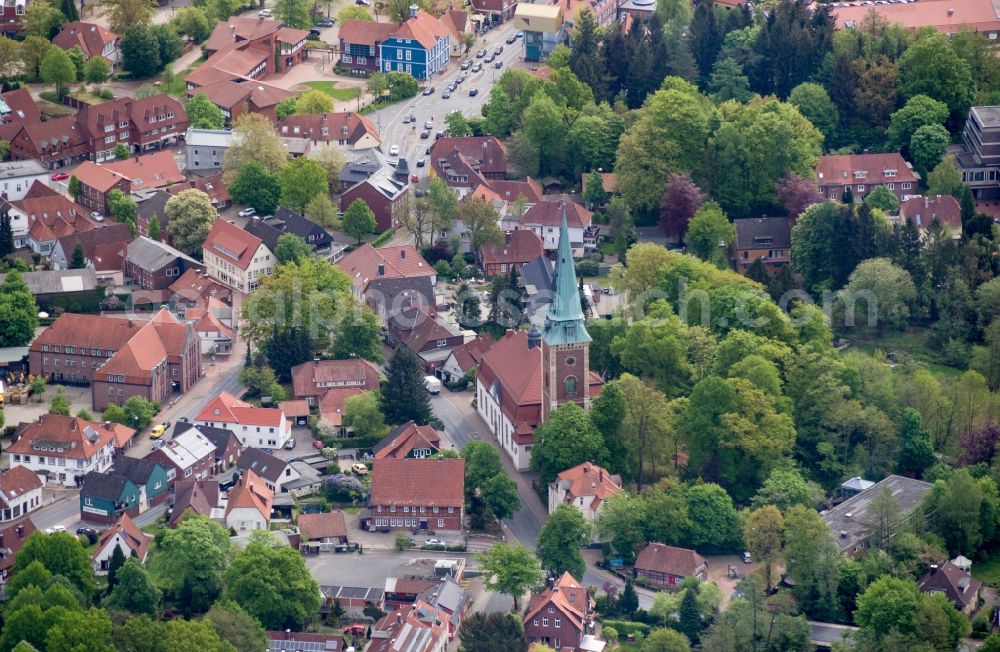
202,218,263,271
185,65,244,88
29,312,143,354
370,458,464,508
170,268,232,303
815,153,918,187
192,310,232,338
439,9,469,41
339,20,397,47
291,358,381,398
900,195,962,231
278,112,380,145
447,335,494,374
392,9,450,50
317,388,365,427
337,243,435,292
0,518,37,577
278,399,310,418
75,95,186,144
481,230,544,267
8,415,116,461
225,468,273,520
189,81,251,109
1,89,41,123
245,82,296,108
14,182,97,243
524,572,590,633
298,510,348,540
429,136,507,176
53,21,118,59
487,177,543,204
276,26,309,43
99,321,168,384
522,201,592,229
170,479,222,525
373,421,442,459
477,330,542,431
580,171,616,194
634,543,707,578
96,513,151,562
73,160,124,193
167,173,230,206
204,17,285,52
552,461,621,511
469,184,502,203
15,116,86,156
832,0,1000,33
0,465,42,508
197,391,286,427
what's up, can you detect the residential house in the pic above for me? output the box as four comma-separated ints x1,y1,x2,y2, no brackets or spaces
187,18,310,88
380,9,451,80
383,577,440,609
548,462,621,533
513,4,565,62
338,150,383,192
50,223,131,285
8,415,116,487
188,81,294,124
317,388,365,434
368,458,465,531
79,457,169,523
388,304,465,371
524,573,602,652
469,0,517,23
225,469,273,533
278,112,380,150
369,603,449,652
169,478,223,526
517,201,593,257
167,174,231,210
0,465,43,522
292,358,380,405
72,160,130,216
579,171,616,204
172,422,242,474
134,189,172,241
816,153,918,202
373,421,442,460
476,330,542,471
184,129,233,171
440,10,470,57
279,399,310,427
832,0,1000,37
195,391,292,448
125,236,204,290
74,151,184,217
0,159,49,202
145,426,217,484
340,167,409,231
418,574,469,639
338,20,396,74
202,218,276,292
337,243,436,326
633,543,708,589
74,94,188,162
0,519,36,596
918,558,982,615
53,22,119,69
439,335,493,385
483,177,543,204
189,308,234,355
898,195,963,236
0,181,97,254
169,268,233,308
236,447,301,494
9,116,89,169
823,474,933,557
266,632,346,652
480,229,544,276
92,513,151,574
429,136,507,192
958,105,1000,200
243,211,333,261
298,511,349,552
733,217,791,274
0,89,40,131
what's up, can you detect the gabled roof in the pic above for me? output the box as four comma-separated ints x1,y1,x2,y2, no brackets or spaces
80,470,133,501
446,335,494,374
172,421,237,458
477,330,542,432
390,9,451,50
278,112,380,146
169,268,232,303
0,89,41,124
55,223,132,270
0,465,43,508
734,217,791,251
551,462,621,511
98,320,168,384
15,116,86,157
918,561,983,609
102,151,184,192
0,518,37,577
153,427,216,470
53,21,118,59
298,510,348,541
109,456,163,485
439,9,469,41
317,388,365,427
635,543,707,578
197,391,285,427
193,310,233,338
337,243,434,293
202,218,265,271
236,447,288,484
370,458,464,508
486,177,543,204
524,572,591,633
372,421,442,459
823,474,932,553
338,19,397,46
815,153,918,186
242,217,283,254
9,415,117,460
126,236,201,273
191,81,251,110
522,200,591,229
96,513,151,561
481,230,544,267
900,195,962,231
832,0,1000,33
272,208,332,245
11,182,96,242
225,469,273,520
394,305,462,351
170,479,222,525
429,137,507,176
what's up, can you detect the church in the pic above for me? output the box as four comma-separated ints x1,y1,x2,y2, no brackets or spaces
476,208,604,470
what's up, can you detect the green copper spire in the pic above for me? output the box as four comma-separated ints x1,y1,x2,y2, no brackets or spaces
542,205,591,346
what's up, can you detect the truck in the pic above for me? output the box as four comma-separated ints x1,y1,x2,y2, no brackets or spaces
423,376,442,394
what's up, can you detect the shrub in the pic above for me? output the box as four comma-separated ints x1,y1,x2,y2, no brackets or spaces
395,533,412,551
578,259,600,276
324,473,366,503
98,88,114,99
600,620,651,638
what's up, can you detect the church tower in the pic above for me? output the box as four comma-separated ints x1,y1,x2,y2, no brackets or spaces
541,205,592,421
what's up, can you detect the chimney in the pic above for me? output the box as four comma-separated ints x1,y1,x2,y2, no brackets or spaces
409,3,418,17
505,231,511,245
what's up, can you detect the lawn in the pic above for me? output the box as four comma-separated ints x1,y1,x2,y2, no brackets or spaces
974,551,1000,587
845,326,965,377
304,81,361,102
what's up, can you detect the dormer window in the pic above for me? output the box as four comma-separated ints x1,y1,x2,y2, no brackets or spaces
853,170,867,179
119,120,128,128
104,125,114,133
884,169,896,177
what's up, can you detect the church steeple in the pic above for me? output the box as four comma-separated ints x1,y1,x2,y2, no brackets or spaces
542,205,591,346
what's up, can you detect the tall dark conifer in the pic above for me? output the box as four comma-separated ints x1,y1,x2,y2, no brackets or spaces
380,347,433,426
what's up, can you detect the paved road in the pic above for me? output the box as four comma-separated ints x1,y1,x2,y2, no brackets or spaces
371,24,523,181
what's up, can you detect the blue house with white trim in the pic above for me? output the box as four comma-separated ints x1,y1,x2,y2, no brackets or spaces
380,6,451,80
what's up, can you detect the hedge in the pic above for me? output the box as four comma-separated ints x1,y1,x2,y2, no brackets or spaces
600,621,651,638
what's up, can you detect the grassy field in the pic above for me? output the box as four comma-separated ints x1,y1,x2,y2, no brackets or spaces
846,326,964,377
974,551,1000,587
304,81,361,101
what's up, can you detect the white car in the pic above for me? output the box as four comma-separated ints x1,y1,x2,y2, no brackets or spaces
238,207,257,217
90,211,104,222
258,8,272,16
389,145,399,156
425,538,444,545
45,525,66,534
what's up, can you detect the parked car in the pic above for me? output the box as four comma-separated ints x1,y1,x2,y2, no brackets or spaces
420,130,431,139
516,31,524,38
485,54,495,63
258,8,271,16
76,527,98,544
425,538,443,545
344,624,367,637
238,207,256,217
506,35,516,44
495,61,502,69
313,439,325,449
742,551,752,564
423,119,433,130
351,463,369,476
149,423,166,439
315,17,334,26
424,376,442,394
468,88,479,97
416,158,425,167
476,49,486,58
472,62,482,72
389,145,399,156
90,211,104,222
494,45,503,55
51,172,69,181
442,91,451,99
422,86,435,96
284,438,295,450
461,60,471,70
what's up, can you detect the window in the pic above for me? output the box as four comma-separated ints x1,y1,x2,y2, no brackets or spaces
554,619,561,628
902,182,912,190
565,356,576,366
564,376,577,395
542,618,548,627
857,185,865,192
396,48,403,59
405,50,412,61
436,339,448,347
437,518,444,527
448,507,454,513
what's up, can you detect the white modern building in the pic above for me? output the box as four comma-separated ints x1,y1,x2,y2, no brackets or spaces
0,160,49,202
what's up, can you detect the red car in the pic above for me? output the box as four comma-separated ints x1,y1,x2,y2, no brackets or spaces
51,172,69,181
312,439,325,449
343,624,366,637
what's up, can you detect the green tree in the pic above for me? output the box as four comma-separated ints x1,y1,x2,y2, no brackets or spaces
840,257,916,334
186,93,226,129
476,542,543,610
19,36,52,81
380,347,433,426
273,233,313,266
897,408,934,478
292,89,332,115
536,505,590,579
120,24,161,78
617,373,674,491
458,612,528,652
69,243,87,269
40,47,75,97
863,185,900,212
887,94,950,151
82,56,110,86
530,403,608,487
708,57,752,103
0,270,39,347
783,504,841,620
519,92,567,176
342,391,388,439
788,82,839,141
152,24,183,68
927,154,964,196
278,157,327,213
11,532,93,598
676,584,704,644
342,198,377,243
582,171,607,208
685,200,733,264
306,194,339,230
484,86,515,137
172,6,212,42
275,97,297,121
752,468,814,512
445,111,471,137
897,32,974,128
224,113,289,176
46,608,114,652
205,601,267,652
24,0,64,39
854,576,921,647
165,190,216,256
569,10,605,99
98,0,154,33
909,123,951,176
685,482,740,553
66,175,81,198
332,308,383,363
596,492,648,561
642,627,690,652
150,515,230,616
229,162,281,215
147,214,161,242
742,506,784,590
338,5,373,21
103,557,161,615
456,196,503,255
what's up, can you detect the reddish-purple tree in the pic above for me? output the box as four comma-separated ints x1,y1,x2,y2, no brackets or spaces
776,173,823,222
658,173,705,242
960,425,1000,466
